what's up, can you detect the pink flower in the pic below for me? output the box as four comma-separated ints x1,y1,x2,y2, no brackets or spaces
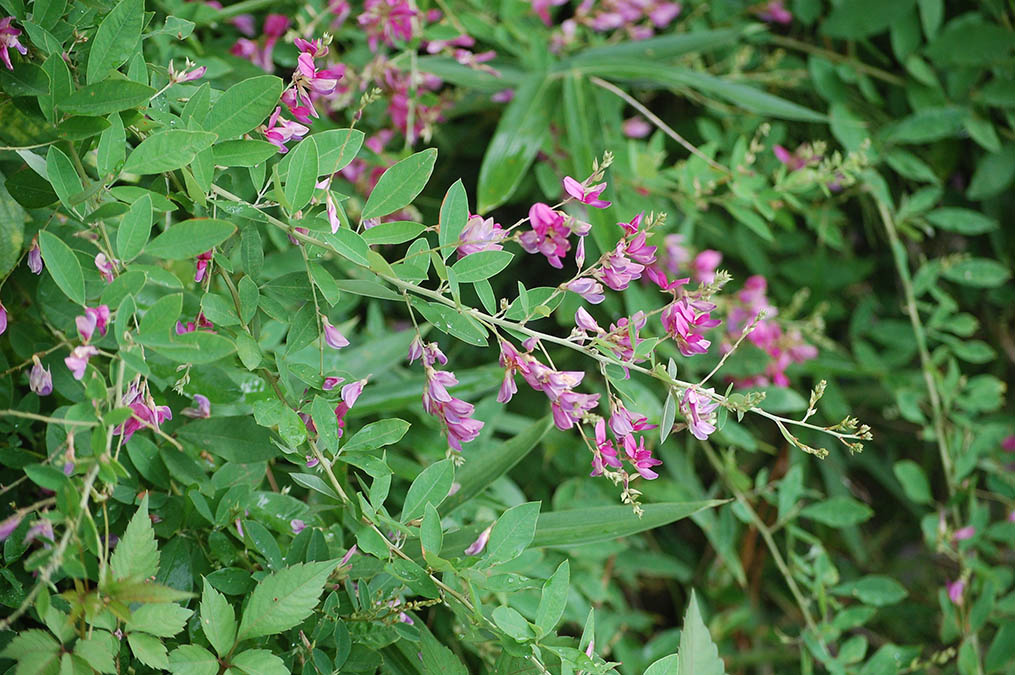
95,253,116,282
519,205,570,268
341,379,367,407
947,579,965,605
0,514,22,541
609,400,656,438
591,419,622,476
1002,435,1015,452
176,320,195,335
339,544,357,566
457,214,506,257
24,519,54,545
323,189,342,234
284,51,345,121
623,116,652,138
563,176,611,208
358,0,418,51
649,2,682,27
114,383,173,442
953,526,976,542
595,241,645,291
565,278,606,304
0,301,7,335
323,376,343,391
754,1,792,24
230,13,256,36
181,394,211,419
290,519,306,534
27,237,42,274
421,365,484,450
680,387,720,441
661,298,720,356
575,307,602,334
692,249,721,283
773,144,818,171
530,0,568,25
622,433,662,479
194,249,213,282
322,316,350,349
65,345,99,380
262,107,309,153
75,305,110,343
491,89,514,103
30,359,52,396
0,17,27,71
167,58,206,83
235,519,244,538
306,455,320,468
464,525,492,555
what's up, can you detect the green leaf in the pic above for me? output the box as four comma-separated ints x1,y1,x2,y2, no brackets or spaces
111,495,159,580
283,136,318,213
444,416,552,511
566,28,743,66
342,418,410,453
177,417,276,462
167,645,218,675
315,128,365,175
97,112,126,176
385,558,440,599
122,130,218,175
146,218,236,259
985,622,1015,673
125,603,192,637
535,560,569,637
87,0,144,83
252,399,306,448
492,606,534,642
645,655,679,675
320,228,371,267
212,140,277,167
821,0,915,39
925,22,1015,66
941,258,1012,288
477,75,554,212
401,459,454,523
0,629,60,661
144,331,235,364
893,460,932,505
532,501,727,548
231,649,289,675
484,501,541,565
60,80,155,116
205,75,284,139
800,496,873,528
437,179,468,259
127,632,168,670
420,503,443,562
38,230,85,304
925,208,998,235
451,250,513,283
361,148,438,220
236,560,339,640
677,590,726,675
0,182,25,279
834,575,908,606
200,578,236,657
420,629,469,675
46,145,82,212
73,632,117,674
362,220,425,245
116,193,152,260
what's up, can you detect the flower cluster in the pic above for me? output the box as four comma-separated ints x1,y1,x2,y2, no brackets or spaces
536,0,683,48
230,13,289,71
498,340,601,431
410,338,484,451
114,381,173,443
0,16,27,71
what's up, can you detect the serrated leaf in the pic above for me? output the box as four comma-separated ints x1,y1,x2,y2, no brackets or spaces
361,148,437,220
231,650,289,675
125,603,192,637
128,632,168,670
110,495,159,580
200,578,236,657
167,645,218,675
236,561,339,640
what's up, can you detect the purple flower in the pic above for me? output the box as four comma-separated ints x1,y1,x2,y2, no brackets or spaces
420,360,484,451
322,316,350,349
562,176,611,208
95,253,116,283
181,394,211,419
457,214,506,258
464,525,492,555
167,58,206,83
30,359,52,396
680,387,720,441
591,419,622,476
27,237,43,274
1002,435,1015,452
692,249,721,283
622,433,662,479
24,519,54,545
262,107,309,154
530,0,568,25
0,514,22,541
194,250,213,283
290,519,306,534
65,345,99,380
0,301,7,335
662,298,720,356
754,1,792,24
306,455,320,468
358,0,418,51
519,203,572,268
113,383,173,442
595,241,645,291
575,307,602,334
947,579,965,605
75,305,111,343
323,376,343,391
341,379,367,407
623,116,652,138
565,278,605,304
953,526,976,542
339,545,358,566
0,16,27,71
235,519,244,538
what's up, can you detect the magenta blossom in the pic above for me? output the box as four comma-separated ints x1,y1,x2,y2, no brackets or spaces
563,176,611,208
262,107,309,153
1002,435,1015,452
575,307,602,334
322,316,350,349
75,305,110,343
457,214,506,258
0,16,27,70
323,376,343,391
30,359,52,396
167,58,206,84
290,519,306,534
566,278,606,304
114,383,172,443
595,240,645,291
623,116,652,138
341,379,367,407
622,433,663,479
754,1,792,24
194,250,213,283
358,0,417,51
283,51,345,122
65,345,99,380
27,237,42,274
422,363,484,450
0,514,22,541
95,253,116,282
0,301,7,335
609,400,656,439
181,394,211,419
591,418,623,476
662,298,720,356
530,0,568,25
953,526,976,542
464,525,492,556
680,387,720,441
692,249,721,283
519,202,573,268
339,544,357,566
947,579,965,605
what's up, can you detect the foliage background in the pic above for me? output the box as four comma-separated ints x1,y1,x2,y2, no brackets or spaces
1,0,1013,673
